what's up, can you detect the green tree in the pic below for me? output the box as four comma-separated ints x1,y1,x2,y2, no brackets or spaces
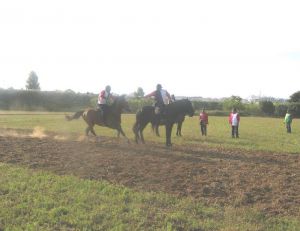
223,95,245,111
26,71,40,90
134,87,145,98
289,91,300,102
259,101,275,115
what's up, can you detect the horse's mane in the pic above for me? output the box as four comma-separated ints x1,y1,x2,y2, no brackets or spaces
111,95,126,105
168,98,190,107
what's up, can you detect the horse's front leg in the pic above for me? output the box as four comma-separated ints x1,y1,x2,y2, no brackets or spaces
139,130,145,144
139,123,148,144
165,123,174,147
85,126,90,136
176,122,182,136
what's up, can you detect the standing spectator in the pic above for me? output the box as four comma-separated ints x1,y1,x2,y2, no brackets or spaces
171,94,176,102
284,110,293,133
229,108,240,138
199,108,208,136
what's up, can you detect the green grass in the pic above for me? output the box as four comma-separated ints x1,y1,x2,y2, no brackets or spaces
0,112,300,230
180,116,300,154
1,163,299,231
0,112,299,153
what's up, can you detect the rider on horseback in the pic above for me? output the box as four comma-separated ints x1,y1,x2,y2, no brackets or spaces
97,85,115,125
145,84,172,116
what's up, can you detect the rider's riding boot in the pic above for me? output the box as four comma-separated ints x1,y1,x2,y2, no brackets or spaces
101,111,108,126
103,116,108,126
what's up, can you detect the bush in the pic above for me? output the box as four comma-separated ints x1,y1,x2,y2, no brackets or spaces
288,102,300,118
274,103,300,118
274,104,288,117
244,103,260,116
259,101,275,116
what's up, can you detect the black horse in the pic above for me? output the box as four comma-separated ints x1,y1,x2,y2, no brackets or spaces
151,114,185,137
65,96,130,142
133,99,194,146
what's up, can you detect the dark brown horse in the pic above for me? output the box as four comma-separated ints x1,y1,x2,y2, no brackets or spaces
133,99,194,146
151,114,185,137
65,96,130,142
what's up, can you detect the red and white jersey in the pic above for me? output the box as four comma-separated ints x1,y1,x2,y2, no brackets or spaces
229,112,240,126
145,89,171,105
98,90,113,105
160,89,171,104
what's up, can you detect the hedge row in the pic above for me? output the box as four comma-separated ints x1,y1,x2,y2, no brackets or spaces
0,89,298,117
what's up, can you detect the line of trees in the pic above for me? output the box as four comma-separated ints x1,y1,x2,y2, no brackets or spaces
1,71,299,117
1,88,300,117
0,89,93,111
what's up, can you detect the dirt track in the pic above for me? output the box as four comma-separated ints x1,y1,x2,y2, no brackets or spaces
0,129,299,216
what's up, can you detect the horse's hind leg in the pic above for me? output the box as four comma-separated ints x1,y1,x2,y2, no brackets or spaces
86,125,98,141
90,126,97,136
140,131,145,144
176,123,182,136
133,122,140,143
117,126,130,144
151,122,160,137
139,123,148,144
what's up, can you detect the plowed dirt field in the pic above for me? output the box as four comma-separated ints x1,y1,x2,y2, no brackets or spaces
1,129,299,216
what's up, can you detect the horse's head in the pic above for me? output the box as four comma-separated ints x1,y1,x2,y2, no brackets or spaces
183,99,195,117
113,95,131,113
167,99,194,117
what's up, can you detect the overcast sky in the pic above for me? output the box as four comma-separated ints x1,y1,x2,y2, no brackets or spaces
1,0,300,99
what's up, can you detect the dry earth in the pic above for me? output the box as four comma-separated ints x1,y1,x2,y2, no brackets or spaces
0,128,299,216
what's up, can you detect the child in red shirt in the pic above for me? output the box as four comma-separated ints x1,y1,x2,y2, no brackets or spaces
199,109,208,136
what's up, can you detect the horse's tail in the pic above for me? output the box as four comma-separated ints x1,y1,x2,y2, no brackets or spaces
65,110,84,121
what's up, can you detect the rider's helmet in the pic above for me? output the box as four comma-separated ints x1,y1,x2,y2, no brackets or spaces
156,84,162,91
105,85,111,92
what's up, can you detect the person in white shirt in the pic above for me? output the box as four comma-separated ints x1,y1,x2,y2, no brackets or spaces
97,85,115,125
145,84,172,115
229,108,240,138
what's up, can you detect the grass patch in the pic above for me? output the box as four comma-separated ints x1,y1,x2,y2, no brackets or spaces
0,113,299,153
0,163,299,231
